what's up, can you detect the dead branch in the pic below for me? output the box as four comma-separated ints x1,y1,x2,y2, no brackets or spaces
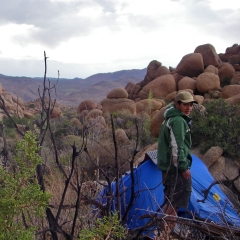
198,172,240,203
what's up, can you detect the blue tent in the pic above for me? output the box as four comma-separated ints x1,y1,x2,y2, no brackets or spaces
99,153,240,237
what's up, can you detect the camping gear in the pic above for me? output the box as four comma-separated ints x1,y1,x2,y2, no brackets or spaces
98,152,240,238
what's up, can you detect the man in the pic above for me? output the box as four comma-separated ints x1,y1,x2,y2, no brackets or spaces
157,91,197,232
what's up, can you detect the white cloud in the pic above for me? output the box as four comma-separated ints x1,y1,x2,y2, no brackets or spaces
0,0,239,78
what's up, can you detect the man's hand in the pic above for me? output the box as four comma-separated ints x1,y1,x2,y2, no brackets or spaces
182,169,191,179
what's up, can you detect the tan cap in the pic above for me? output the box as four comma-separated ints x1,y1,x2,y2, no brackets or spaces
175,91,197,103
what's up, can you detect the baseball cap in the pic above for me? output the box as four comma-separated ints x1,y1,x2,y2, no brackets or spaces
175,91,197,103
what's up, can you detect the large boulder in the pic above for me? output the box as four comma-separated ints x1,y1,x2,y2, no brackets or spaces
136,99,163,115
77,100,97,112
101,98,136,114
150,106,167,138
230,75,240,85
70,118,82,129
145,60,162,80
218,63,236,87
107,88,128,99
125,82,136,99
194,95,204,105
178,77,196,92
221,85,240,99
50,107,62,119
209,156,225,180
115,128,131,146
173,73,184,86
196,72,220,93
225,93,240,105
140,74,176,99
154,65,170,78
175,53,204,77
223,158,240,192
202,146,223,168
194,43,221,67
204,65,219,75
165,91,177,103
87,109,103,119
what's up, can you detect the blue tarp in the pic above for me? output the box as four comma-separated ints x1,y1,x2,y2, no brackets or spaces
99,154,240,235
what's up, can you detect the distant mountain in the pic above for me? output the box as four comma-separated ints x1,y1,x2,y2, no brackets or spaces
0,69,146,107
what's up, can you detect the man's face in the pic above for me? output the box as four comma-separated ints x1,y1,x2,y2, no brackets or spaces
174,101,193,116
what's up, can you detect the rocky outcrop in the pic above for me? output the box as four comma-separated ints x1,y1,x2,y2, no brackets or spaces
219,44,240,62
0,91,25,120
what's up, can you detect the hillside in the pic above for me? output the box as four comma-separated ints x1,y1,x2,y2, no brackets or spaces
0,69,146,106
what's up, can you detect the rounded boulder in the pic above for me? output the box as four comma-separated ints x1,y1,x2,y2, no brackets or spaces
204,65,219,75
101,98,136,114
194,43,221,67
178,77,196,92
77,100,97,112
154,65,170,79
175,53,204,77
136,99,163,115
218,63,236,87
196,72,220,93
107,88,128,99
221,85,240,99
141,74,176,99
150,106,167,138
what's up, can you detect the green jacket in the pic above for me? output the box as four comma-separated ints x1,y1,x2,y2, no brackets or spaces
157,103,192,173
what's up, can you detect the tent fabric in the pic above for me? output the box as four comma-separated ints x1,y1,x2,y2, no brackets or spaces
99,154,240,236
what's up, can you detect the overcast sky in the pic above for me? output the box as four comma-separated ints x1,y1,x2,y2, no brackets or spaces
0,0,239,79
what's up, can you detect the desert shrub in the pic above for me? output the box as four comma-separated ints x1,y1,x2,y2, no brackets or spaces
78,212,126,240
2,116,29,138
191,99,240,159
0,131,50,240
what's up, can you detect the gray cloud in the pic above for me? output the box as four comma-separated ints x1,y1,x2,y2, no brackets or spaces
0,0,122,47
177,0,240,45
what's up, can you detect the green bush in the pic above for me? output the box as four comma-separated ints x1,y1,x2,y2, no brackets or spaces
0,131,50,240
78,212,126,240
191,99,240,159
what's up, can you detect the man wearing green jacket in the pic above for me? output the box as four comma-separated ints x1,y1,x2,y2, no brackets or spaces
157,91,197,232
